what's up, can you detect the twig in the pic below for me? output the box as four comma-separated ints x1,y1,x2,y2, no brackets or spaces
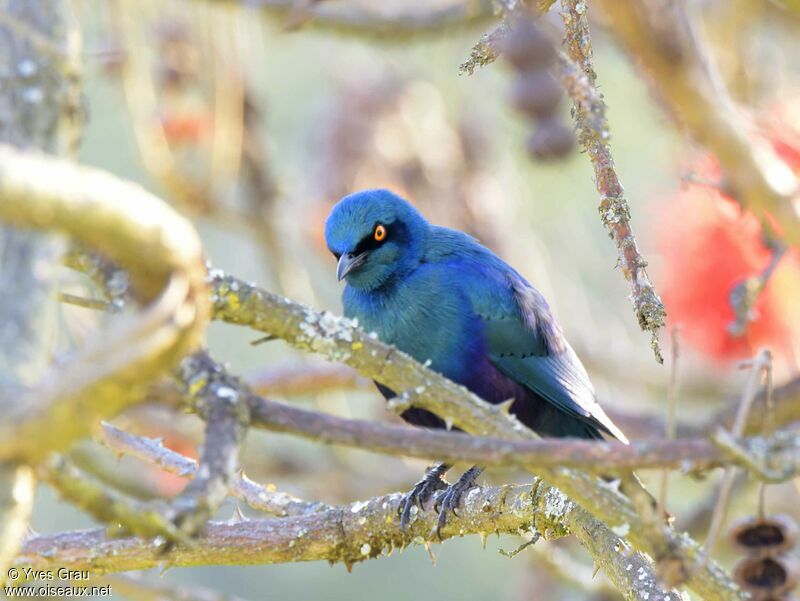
728,241,787,337
0,145,210,464
458,1,559,75
459,22,511,75
705,349,771,556
758,357,775,518
100,423,329,517
559,0,667,363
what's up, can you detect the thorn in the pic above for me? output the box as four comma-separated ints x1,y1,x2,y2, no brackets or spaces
592,563,602,579
159,561,173,576
479,532,488,549
497,398,515,415
423,541,437,566
226,504,248,525
250,335,277,346
26,525,39,539
444,418,454,431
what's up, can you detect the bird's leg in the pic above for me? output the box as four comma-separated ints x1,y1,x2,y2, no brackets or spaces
399,462,451,530
433,465,483,538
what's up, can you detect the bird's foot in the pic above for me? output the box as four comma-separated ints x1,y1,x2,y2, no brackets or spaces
433,466,483,539
399,464,450,531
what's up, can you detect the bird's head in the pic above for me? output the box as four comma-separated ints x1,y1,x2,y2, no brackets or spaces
324,189,428,290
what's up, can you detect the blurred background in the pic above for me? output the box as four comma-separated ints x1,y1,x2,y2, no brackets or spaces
39,0,800,598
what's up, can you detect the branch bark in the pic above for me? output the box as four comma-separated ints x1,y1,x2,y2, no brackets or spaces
560,0,667,363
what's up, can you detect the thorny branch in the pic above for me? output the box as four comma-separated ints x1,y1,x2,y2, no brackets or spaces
15,482,561,572
19,440,682,601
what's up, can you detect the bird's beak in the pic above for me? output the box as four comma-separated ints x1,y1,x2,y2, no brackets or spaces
337,251,369,281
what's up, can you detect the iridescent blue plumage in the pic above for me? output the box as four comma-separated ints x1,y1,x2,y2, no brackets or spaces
325,189,627,444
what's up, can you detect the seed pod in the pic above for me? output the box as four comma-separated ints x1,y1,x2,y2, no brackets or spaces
526,118,575,161
511,70,563,119
502,18,556,70
733,555,800,600
729,515,798,555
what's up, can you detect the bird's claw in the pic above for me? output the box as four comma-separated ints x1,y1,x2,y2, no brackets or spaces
399,468,449,531
433,468,481,539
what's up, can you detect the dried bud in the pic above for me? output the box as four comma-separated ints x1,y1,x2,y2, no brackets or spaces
502,18,556,70
733,555,800,600
511,70,563,118
526,118,575,161
730,515,798,555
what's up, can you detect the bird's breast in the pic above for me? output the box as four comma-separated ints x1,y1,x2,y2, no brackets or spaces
343,272,484,384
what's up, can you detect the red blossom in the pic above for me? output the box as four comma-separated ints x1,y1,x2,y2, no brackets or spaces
653,105,800,368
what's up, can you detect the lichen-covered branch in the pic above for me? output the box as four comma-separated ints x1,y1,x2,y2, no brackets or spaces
594,0,800,246
15,475,677,600
560,0,667,363
17,470,683,599
16,482,545,572
0,145,210,464
208,271,741,600
100,423,330,517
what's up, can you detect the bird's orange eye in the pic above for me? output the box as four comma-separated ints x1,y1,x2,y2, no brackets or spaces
374,224,387,241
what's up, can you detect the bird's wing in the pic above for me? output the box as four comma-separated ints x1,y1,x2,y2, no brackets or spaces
471,270,628,443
